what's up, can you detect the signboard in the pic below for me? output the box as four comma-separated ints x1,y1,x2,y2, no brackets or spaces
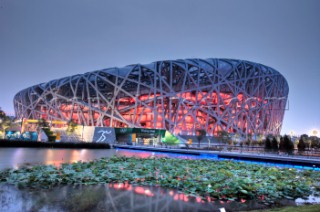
114,128,133,134
114,128,165,137
5,131,21,140
6,131,38,141
93,127,116,143
21,131,38,141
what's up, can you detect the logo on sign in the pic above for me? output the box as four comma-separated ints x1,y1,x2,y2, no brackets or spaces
96,130,112,142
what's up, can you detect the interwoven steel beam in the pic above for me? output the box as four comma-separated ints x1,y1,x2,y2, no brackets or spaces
14,58,289,137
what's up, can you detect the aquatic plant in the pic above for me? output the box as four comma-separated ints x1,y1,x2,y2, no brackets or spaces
1,156,319,204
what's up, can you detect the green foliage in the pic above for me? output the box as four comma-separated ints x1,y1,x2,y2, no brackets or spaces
0,108,5,119
67,120,78,135
162,131,179,145
42,127,55,142
0,108,14,133
1,156,320,204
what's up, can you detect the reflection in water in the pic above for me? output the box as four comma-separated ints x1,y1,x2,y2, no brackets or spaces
1,148,319,171
0,148,117,170
0,183,279,212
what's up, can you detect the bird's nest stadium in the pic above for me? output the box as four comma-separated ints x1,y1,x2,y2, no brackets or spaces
14,58,289,138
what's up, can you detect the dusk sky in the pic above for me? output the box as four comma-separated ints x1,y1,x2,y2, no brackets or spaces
0,0,319,136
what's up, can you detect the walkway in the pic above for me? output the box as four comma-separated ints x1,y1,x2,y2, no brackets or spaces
113,144,320,167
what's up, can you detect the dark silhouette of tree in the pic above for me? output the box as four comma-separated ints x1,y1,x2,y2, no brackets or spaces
218,130,230,145
271,137,278,152
297,138,306,152
310,136,319,149
0,108,15,135
196,129,206,148
279,136,284,150
281,135,294,154
300,134,310,150
265,137,272,151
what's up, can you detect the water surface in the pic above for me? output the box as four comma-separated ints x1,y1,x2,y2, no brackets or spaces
0,147,319,211
0,183,283,212
0,148,117,170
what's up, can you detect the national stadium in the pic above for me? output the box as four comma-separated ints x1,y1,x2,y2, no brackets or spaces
13,58,289,141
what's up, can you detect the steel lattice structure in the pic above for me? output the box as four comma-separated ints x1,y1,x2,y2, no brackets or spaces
14,58,289,136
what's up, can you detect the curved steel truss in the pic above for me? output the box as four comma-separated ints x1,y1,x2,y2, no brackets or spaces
14,58,289,136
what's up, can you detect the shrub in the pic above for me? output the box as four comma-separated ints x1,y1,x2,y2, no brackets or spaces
162,131,179,145
310,136,319,149
297,138,306,151
48,135,56,143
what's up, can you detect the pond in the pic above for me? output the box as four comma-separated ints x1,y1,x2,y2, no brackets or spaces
0,148,117,170
1,148,319,171
0,147,319,211
0,183,295,212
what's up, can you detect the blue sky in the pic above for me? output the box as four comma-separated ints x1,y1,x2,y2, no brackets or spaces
0,0,319,135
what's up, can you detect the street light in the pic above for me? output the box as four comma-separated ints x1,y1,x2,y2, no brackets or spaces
311,129,319,137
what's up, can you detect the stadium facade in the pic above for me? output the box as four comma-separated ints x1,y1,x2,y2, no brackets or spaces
14,58,289,137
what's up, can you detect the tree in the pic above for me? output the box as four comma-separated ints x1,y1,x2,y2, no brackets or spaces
271,137,278,152
67,119,78,135
162,131,179,145
256,133,264,146
196,129,206,148
38,118,49,129
297,138,306,152
279,135,294,154
300,134,309,149
37,118,56,142
265,137,272,151
0,108,15,138
0,108,5,119
218,130,230,144
310,136,319,149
